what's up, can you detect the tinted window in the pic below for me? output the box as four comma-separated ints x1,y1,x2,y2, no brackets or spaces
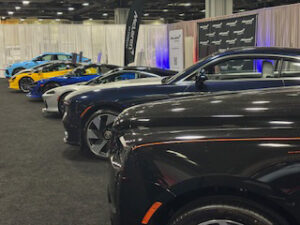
57,54,70,60
187,57,279,81
41,54,53,61
281,61,300,77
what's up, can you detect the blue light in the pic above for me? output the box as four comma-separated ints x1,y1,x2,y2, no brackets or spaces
155,44,170,69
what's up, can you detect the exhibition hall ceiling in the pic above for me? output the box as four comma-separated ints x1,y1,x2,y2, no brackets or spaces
0,0,299,22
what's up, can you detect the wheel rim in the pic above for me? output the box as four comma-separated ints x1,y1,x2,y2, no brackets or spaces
86,113,117,158
199,220,244,225
20,77,34,92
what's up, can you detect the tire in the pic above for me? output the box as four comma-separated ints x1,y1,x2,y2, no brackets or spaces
58,92,71,117
12,67,25,75
81,109,119,159
42,82,60,94
168,196,289,225
19,77,34,93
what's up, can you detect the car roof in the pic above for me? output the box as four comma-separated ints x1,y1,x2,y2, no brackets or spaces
42,52,71,55
121,66,178,76
218,47,300,57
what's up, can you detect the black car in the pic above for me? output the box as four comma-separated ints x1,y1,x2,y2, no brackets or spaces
63,47,300,159
108,86,300,225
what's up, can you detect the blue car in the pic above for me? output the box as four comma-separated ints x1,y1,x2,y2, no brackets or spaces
5,52,91,78
27,64,118,99
63,47,300,158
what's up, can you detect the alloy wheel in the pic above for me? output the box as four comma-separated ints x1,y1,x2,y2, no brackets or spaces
19,77,34,93
199,220,244,225
86,113,117,158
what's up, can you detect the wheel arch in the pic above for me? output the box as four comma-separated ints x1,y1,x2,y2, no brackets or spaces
153,176,298,225
80,103,124,128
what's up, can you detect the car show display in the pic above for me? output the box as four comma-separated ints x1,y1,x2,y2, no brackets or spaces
1,1,300,225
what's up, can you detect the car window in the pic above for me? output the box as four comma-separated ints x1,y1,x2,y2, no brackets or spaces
138,72,156,78
41,54,53,61
57,54,69,60
186,57,280,81
84,66,99,75
100,66,115,74
281,60,300,77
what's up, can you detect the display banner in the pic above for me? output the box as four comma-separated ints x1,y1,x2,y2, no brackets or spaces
198,14,257,59
169,29,184,71
124,0,145,66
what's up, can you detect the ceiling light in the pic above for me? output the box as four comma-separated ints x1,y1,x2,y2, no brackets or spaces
163,9,169,12
8,11,14,15
239,9,246,12
179,13,185,16
143,13,149,16
68,7,74,11
20,18,25,21
56,19,61,21
102,13,108,16
38,19,43,21
89,18,93,20
57,12,63,15
184,2,192,6
22,1,30,5
201,9,206,13
15,6,21,10
2,17,6,20
82,2,89,6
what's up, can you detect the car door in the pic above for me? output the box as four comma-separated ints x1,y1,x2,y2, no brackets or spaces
184,56,284,92
279,59,300,87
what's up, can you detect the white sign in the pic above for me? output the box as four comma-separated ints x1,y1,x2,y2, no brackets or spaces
169,29,184,71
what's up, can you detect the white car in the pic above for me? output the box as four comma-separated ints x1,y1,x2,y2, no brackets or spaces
42,68,172,115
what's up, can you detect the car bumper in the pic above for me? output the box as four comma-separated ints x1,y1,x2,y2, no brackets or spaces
42,94,59,114
26,92,42,98
62,110,81,146
8,81,20,90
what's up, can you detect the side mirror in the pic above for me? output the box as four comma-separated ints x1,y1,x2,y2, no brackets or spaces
195,69,208,88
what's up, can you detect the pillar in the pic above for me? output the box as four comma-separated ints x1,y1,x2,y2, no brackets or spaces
114,8,130,24
205,0,233,18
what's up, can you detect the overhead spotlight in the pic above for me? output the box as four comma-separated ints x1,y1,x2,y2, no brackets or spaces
56,19,61,21
143,13,149,16
68,7,74,11
163,9,169,12
22,1,30,5
82,2,89,6
102,13,108,16
179,13,185,16
239,9,246,12
15,6,21,10
8,11,14,15
2,16,6,20
201,9,206,13
38,18,43,21
89,18,93,20
20,18,25,21
57,12,63,15
184,2,192,6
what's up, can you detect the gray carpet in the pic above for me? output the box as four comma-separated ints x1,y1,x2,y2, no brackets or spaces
0,78,110,225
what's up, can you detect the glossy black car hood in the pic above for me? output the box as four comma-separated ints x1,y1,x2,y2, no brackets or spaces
115,86,300,132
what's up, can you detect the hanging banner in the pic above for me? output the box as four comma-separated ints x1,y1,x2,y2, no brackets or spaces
169,29,184,71
124,0,145,66
198,14,257,59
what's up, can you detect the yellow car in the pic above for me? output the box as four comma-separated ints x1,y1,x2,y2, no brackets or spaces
9,61,78,93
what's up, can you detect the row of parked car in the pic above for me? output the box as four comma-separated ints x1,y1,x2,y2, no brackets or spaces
6,47,300,225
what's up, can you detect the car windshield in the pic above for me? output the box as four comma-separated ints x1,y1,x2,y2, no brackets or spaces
164,52,219,84
85,69,121,85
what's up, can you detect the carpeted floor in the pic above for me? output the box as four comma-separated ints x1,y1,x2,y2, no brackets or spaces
0,78,110,225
